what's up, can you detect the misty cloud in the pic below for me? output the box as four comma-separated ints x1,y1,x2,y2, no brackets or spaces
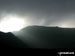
0,0,75,28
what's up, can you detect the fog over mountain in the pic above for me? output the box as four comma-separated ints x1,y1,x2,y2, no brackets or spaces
0,0,75,49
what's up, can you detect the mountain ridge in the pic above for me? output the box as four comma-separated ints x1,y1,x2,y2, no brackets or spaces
14,25,75,49
1,25,75,48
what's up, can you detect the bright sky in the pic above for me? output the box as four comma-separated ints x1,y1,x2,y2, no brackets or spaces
0,14,27,33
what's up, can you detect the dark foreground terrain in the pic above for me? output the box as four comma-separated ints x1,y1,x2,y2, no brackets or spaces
1,26,75,49
0,31,29,48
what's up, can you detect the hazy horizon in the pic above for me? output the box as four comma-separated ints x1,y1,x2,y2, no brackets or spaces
0,0,75,32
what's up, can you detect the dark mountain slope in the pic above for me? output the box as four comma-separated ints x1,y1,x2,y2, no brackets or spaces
0,31,29,48
14,26,75,49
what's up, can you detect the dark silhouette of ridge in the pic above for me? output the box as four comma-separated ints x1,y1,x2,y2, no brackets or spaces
0,31,29,48
15,25,75,49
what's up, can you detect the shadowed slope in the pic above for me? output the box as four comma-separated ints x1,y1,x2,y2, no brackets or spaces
15,26,75,49
0,31,29,48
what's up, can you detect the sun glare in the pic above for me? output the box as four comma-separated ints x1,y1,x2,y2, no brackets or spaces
59,23,74,28
0,15,25,33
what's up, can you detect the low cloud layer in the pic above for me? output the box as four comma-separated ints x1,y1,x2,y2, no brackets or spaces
0,0,75,28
